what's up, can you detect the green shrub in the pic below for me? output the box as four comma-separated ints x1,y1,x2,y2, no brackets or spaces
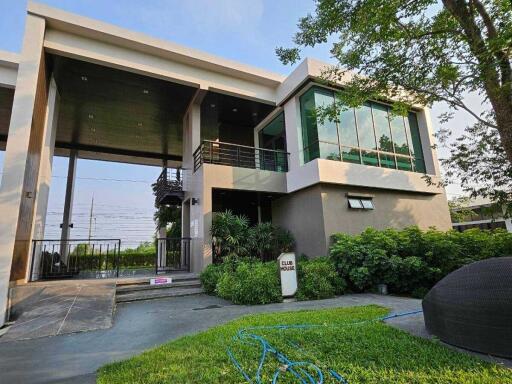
216,261,282,305
330,226,512,296
248,223,296,261
296,257,346,301
199,264,226,295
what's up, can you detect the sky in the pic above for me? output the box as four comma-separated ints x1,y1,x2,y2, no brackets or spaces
0,0,480,245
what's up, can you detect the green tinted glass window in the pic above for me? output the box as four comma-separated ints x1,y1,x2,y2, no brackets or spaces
314,89,338,143
361,150,379,166
396,156,413,171
407,112,423,159
379,153,396,169
298,84,427,174
319,141,341,161
407,112,426,172
390,115,410,155
341,146,361,164
356,104,377,150
338,107,359,147
259,112,286,151
372,103,393,152
300,88,319,162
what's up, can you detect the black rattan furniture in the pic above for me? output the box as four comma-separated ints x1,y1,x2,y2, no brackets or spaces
422,257,512,358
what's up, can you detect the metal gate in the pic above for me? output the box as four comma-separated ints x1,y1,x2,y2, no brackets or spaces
156,237,191,274
30,239,121,281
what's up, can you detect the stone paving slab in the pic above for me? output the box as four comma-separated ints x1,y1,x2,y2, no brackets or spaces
1,282,115,342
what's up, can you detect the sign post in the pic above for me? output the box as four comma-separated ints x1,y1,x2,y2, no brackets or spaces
278,253,297,297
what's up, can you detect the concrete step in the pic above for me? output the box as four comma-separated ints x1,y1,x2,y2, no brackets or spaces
115,286,204,303
115,272,199,287
116,279,202,293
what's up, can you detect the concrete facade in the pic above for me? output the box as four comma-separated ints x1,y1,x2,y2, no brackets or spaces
0,2,451,325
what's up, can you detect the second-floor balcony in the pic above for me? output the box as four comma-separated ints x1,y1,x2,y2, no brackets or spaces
154,168,184,206
193,140,289,173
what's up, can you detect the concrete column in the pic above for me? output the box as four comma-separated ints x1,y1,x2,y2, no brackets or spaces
30,76,60,280
59,149,77,262
182,89,208,272
0,14,46,326
283,96,302,172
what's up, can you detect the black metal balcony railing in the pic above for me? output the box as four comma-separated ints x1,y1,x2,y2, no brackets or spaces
193,140,289,173
154,168,184,206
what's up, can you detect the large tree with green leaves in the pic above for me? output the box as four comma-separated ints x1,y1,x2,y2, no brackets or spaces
277,0,512,206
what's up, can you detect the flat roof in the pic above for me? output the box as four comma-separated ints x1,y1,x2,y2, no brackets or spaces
0,50,19,69
27,1,286,88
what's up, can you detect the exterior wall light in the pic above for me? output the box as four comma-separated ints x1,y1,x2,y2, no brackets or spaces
191,198,200,205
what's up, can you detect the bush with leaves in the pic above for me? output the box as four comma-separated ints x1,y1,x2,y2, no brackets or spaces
330,227,512,295
248,222,296,261
199,263,226,295
216,260,282,305
296,257,346,301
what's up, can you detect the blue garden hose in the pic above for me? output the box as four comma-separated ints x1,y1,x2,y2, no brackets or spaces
227,309,423,384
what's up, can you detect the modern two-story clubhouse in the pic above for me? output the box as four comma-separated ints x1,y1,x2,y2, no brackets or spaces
0,2,451,325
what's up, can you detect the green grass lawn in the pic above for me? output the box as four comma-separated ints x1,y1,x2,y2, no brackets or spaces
97,305,511,383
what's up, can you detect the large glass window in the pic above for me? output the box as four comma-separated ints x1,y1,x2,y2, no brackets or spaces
300,88,319,163
355,103,376,150
258,112,287,171
299,85,427,173
372,103,393,152
407,112,426,173
314,89,339,144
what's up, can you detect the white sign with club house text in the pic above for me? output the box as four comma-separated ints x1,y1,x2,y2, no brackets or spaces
278,253,297,297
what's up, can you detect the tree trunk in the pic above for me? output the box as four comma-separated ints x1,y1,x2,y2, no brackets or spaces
442,0,512,164
494,102,512,165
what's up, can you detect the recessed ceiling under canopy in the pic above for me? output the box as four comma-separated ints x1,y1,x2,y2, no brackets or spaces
51,55,197,166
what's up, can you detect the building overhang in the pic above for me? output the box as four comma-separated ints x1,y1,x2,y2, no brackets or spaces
286,158,445,195
27,1,284,104
0,50,19,89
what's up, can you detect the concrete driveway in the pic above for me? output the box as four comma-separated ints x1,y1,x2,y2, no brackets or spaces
0,293,506,383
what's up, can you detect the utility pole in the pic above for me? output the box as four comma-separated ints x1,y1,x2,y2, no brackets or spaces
88,195,94,245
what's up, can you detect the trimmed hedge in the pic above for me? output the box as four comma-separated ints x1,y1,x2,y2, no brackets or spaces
216,261,282,305
330,227,512,296
200,256,345,304
296,257,346,301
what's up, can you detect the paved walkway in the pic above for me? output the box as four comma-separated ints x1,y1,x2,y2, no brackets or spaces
0,293,507,383
3,281,115,342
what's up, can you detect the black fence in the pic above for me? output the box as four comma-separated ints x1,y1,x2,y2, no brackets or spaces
193,140,289,172
30,239,122,281
155,237,191,274
30,238,192,281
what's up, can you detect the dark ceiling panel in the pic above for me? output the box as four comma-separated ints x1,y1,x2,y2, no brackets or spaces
52,56,197,159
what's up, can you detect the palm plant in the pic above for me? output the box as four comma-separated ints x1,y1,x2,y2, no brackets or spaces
210,210,250,260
